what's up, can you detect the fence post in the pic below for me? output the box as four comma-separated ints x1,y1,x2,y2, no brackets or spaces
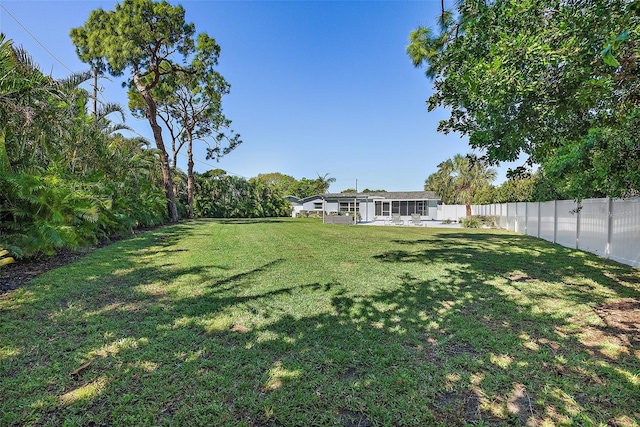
525,202,528,235
553,200,558,243
576,201,581,250
537,202,541,238
606,197,613,259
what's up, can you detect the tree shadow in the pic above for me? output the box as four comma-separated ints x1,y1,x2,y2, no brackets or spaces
211,218,289,225
1,227,639,426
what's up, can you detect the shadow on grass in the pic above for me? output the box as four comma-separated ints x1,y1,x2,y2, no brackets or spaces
212,218,290,225
1,226,639,426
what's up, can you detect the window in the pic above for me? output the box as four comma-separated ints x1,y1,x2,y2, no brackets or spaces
390,200,432,215
313,202,323,210
339,202,359,212
375,201,390,216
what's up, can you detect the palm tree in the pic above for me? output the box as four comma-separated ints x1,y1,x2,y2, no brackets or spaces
315,173,336,194
425,154,496,218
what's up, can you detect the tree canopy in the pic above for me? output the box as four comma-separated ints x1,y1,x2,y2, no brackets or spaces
424,153,496,217
409,0,640,199
71,0,201,222
128,32,241,218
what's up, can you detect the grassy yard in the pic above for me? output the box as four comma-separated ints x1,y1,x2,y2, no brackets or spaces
1,218,639,426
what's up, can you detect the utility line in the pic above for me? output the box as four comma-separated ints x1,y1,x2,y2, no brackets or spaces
0,5,248,180
0,3,75,74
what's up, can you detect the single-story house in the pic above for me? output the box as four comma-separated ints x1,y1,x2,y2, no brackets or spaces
288,191,440,222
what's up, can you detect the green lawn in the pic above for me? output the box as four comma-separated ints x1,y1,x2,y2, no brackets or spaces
1,218,639,426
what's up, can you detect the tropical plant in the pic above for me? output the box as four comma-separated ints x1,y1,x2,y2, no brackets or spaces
249,173,298,196
194,171,289,218
71,0,204,222
0,36,166,258
424,154,496,217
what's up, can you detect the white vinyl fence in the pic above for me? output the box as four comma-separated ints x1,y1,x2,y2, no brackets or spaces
472,198,640,268
436,204,469,221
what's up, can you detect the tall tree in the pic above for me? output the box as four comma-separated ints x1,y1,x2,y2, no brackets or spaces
408,0,640,198
314,173,336,194
250,173,297,196
424,154,496,217
130,33,241,218
71,0,201,222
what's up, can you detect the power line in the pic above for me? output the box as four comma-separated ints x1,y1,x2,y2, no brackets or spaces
0,6,248,180
0,3,75,74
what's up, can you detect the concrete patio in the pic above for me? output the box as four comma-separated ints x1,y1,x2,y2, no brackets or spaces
357,219,462,228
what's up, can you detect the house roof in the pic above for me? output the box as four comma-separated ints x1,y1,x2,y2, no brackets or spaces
300,191,439,202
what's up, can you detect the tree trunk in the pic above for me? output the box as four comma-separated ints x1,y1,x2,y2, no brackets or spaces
466,202,472,218
135,77,179,223
187,133,195,219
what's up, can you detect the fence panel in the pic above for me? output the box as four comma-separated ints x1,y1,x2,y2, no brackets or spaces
499,204,508,229
556,200,578,248
516,202,527,234
578,199,609,257
610,198,640,267
526,202,539,237
539,201,555,242
438,205,467,221
468,197,638,269
508,203,515,231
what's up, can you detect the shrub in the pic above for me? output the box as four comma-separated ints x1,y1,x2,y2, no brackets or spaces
460,217,482,228
476,215,499,228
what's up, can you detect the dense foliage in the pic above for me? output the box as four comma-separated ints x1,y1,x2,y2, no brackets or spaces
194,170,290,218
0,33,285,259
250,172,336,199
409,0,640,199
0,34,167,258
424,153,496,216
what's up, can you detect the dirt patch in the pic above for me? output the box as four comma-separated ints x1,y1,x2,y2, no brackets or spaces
586,299,640,359
0,249,88,294
507,383,534,425
508,273,535,283
435,392,481,422
337,409,372,427
0,225,166,295
594,300,640,333
444,343,478,357
341,366,359,380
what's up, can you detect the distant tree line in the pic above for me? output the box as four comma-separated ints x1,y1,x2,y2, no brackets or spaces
424,153,585,218
249,172,336,199
340,189,387,194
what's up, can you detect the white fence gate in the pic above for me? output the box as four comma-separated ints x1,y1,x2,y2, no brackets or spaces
472,198,640,268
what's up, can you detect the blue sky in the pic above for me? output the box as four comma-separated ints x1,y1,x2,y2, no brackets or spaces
1,0,518,192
